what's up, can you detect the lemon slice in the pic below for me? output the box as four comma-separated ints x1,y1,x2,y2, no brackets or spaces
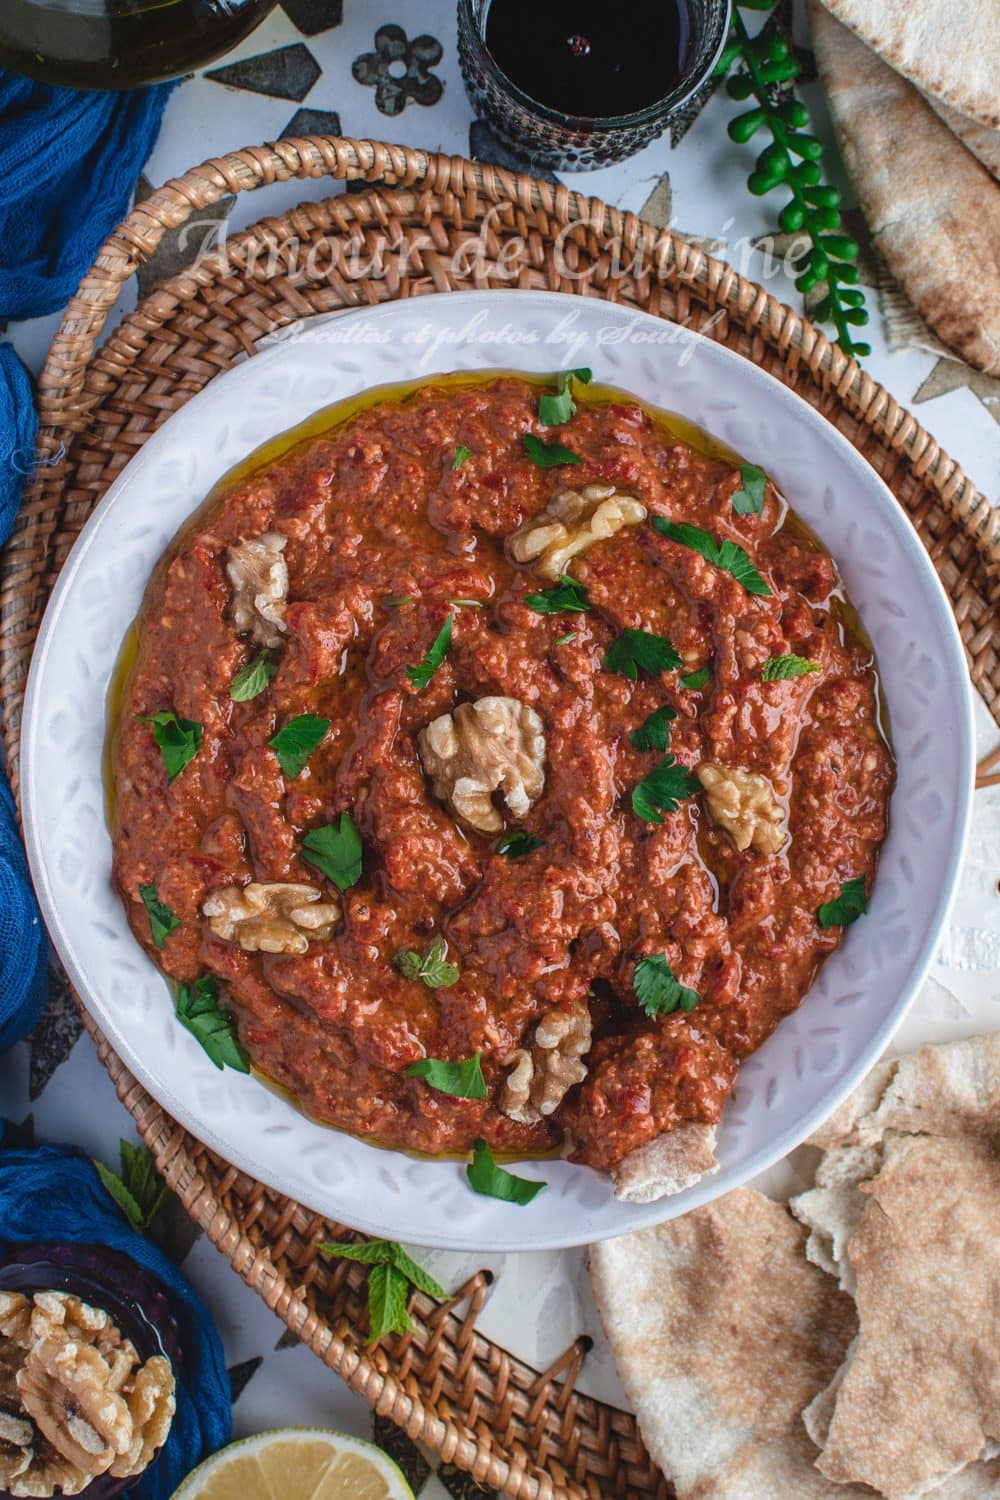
169,1427,415,1500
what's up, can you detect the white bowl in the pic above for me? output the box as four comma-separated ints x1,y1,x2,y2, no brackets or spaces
21,291,974,1250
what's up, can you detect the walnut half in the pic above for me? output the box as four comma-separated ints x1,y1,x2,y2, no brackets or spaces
502,997,592,1123
418,696,546,835
226,532,288,648
696,761,786,855
509,484,647,580
203,881,342,954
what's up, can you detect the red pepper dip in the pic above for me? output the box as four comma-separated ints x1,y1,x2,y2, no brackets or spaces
111,375,894,1197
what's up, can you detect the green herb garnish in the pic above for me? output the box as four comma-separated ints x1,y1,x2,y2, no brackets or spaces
633,953,700,1017
318,1239,447,1344
629,705,677,752
525,575,590,615
605,627,683,681
538,367,593,427
731,463,767,516
395,935,459,989
269,712,330,779
652,518,772,598
680,667,712,692
406,613,454,689
301,811,363,891
383,596,415,608
94,1140,170,1233
714,5,870,357
406,1050,487,1099
230,649,278,702
761,653,821,681
138,883,179,950
554,631,577,646
448,598,485,608
817,877,868,930
632,755,700,824
496,829,544,858
524,434,583,468
452,445,473,468
175,976,250,1072
135,710,203,783
466,1139,546,1206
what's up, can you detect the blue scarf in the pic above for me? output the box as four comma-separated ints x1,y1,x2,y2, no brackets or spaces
0,71,174,1049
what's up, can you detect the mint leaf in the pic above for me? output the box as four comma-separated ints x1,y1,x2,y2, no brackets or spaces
632,755,700,823
818,877,868,930
524,434,583,467
175,976,249,1072
93,1162,146,1232
525,575,590,615
466,1139,546,1205
138,883,179,950
318,1239,447,1298
395,935,459,989
452,445,473,468
406,1050,488,1099
496,829,543,858
136,710,202,782
629,705,677,752
652,518,772,598
633,953,700,1017
605,628,682,681
269,713,330,778
761,654,821,682
538,367,593,426
230,649,278,702
302,811,363,892
406,613,454,689
95,1140,170,1232
367,1262,412,1343
680,667,711,692
731,463,767,516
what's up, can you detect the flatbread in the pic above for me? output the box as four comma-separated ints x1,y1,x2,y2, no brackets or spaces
612,1122,719,1203
808,0,1000,375
819,0,1000,128
590,1189,870,1499
923,93,1000,180
806,1132,1000,1499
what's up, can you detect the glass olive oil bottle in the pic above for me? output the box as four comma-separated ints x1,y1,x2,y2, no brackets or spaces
0,0,277,89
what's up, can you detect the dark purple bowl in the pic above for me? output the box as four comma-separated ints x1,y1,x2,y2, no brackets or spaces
0,1244,183,1500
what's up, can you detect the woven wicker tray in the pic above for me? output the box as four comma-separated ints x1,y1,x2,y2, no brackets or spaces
2,138,999,1500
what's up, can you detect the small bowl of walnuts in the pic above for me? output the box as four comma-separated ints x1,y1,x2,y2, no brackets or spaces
0,1243,179,1498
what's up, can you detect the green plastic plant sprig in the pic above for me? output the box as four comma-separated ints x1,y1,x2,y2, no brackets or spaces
714,0,871,358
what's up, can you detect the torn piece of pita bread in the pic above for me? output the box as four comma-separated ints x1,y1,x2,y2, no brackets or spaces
590,1189,872,1499
807,1132,1000,1499
923,93,1000,180
819,0,1000,128
808,0,1000,375
612,1122,719,1202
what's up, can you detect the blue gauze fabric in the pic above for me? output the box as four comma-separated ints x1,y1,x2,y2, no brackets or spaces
0,71,174,1049
0,1129,232,1496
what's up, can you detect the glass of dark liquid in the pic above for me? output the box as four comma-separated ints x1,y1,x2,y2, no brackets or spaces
458,0,731,171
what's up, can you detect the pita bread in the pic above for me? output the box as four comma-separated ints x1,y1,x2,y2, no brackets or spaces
612,1122,719,1203
590,1189,871,1499
923,93,1000,180
819,0,1000,128
807,1132,1000,1499
808,0,1000,375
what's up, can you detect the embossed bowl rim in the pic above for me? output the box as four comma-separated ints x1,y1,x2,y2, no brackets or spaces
21,291,974,1250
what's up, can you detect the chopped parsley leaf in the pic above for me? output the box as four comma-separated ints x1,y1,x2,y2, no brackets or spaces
538,367,593,426
406,613,454,689
466,1139,546,1205
135,710,202,783
652,517,772,598
525,575,590,615
269,713,330,779
230,649,278,702
175,976,249,1072
523,434,583,467
631,755,700,823
452,445,473,468
731,463,767,516
817,877,868,930
633,953,700,1017
680,667,712,692
761,653,821,681
605,627,682,681
406,1051,488,1099
629,705,677,752
496,829,543,858
138,883,179,950
301,811,363,891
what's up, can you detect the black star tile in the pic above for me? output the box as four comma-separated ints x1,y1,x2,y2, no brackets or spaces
134,174,234,301
154,1191,203,1267
1,1114,35,1149
28,959,83,1101
207,43,321,102
468,119,561,185
280,0,341,37
372,1415,431,1494
279,106,342,138
344,177,392,195
274,1327,300,1350
227,1355,264,1403
437,1463,499,1500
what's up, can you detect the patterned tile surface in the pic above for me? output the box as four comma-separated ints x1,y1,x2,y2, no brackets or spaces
2,1,998,1496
